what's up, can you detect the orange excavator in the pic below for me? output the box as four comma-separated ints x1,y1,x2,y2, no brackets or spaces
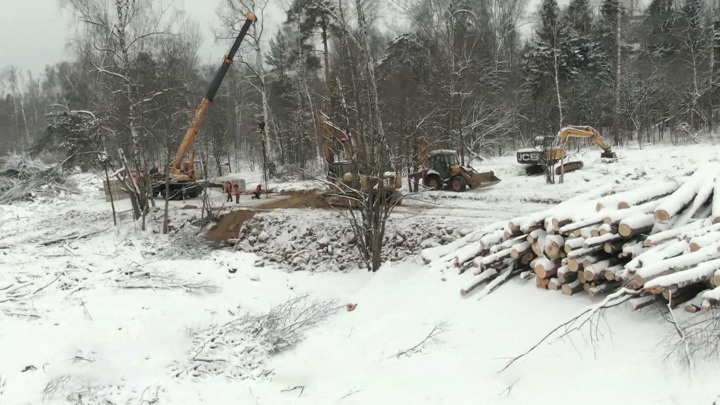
315,113,402,206
150,13,257,199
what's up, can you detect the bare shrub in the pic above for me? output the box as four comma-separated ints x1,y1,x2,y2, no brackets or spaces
173,295,337,380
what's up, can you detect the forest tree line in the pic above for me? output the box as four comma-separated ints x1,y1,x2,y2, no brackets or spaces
0,0,717,177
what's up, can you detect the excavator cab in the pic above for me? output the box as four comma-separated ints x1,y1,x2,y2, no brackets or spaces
533,136,555,149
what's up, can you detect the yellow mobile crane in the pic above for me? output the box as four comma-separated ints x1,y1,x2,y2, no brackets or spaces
516,126,617,175
151,13,257,199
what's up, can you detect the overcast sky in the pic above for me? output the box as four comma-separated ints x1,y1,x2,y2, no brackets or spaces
0,0,649,80
0,0,285,78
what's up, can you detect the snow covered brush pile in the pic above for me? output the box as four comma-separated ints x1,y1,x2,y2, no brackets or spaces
0,153,66,203
423,163,720,312
171,296,337,381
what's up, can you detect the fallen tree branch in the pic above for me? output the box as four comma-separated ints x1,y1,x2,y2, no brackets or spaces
39,228,109,246
388,322,448,359
500,288,638,372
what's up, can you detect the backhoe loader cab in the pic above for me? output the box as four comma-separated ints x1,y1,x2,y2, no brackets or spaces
420,150,500,192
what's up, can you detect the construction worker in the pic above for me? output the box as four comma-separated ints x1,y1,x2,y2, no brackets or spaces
252,183,262,199
233,182,240,204
225,181,233,202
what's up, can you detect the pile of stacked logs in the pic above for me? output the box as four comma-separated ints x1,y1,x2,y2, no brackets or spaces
423,164,720,312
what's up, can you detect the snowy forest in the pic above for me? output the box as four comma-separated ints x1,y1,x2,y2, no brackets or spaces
0,0,717,176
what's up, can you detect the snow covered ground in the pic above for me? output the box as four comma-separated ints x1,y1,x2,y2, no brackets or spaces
2,143,720,404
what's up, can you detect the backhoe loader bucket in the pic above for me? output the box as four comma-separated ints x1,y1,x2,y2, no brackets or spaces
601,151,618,160
466,170,501,189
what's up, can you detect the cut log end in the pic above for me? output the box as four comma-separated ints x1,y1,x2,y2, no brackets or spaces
654,210,671,224
562,281,583,296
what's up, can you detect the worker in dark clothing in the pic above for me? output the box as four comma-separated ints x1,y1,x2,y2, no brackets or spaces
225,181,233,202
234,182,240,203
252,183,262,199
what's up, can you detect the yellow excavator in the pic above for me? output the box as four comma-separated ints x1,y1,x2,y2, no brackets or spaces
316,113,402,206
149,13,257,199
516,126,617,175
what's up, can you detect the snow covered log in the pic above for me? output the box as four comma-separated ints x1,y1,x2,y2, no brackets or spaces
526,229,546,244
601,200,661,226
618,213,655,238
473,247,514,270
520,270,536,280
626,240,687,272
598,223,616,235
712,270,720,287
588,282,619,298
633,243,720,287
689,232,720,252
702,285,720,306
568,253,601,272
644,258,720,294
671,173,716,228
603,264,625,281
510,242,532,259
583,259,613,282
548,278,562,290
453,242,485,267
461,268,499,296
583,233,621,249
663,284,707,308
536,276,550,289
604,241,624,254
557,266,576,283
478,230,505,252
562,280,583,296
627,295,660,312
654,166,716,224
643,220,705,246
579,225,601,239
520,252,536,266
544,235,565,258
614,180,685,210
564,237,585,254
534,258,562,279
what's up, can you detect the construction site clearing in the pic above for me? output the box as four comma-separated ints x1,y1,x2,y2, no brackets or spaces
4,143,720,404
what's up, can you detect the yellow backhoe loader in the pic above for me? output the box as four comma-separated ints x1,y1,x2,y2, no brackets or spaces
418,149,501,192
516,126,617,175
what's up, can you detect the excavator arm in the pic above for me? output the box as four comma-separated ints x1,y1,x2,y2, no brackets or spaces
316,112,354,164
557,126,614,154
172,12,257,175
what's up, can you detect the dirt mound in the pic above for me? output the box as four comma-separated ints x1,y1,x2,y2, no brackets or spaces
259,191,331,209
206,210,255,243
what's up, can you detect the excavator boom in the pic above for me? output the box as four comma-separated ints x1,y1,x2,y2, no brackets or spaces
557,126,614,154
172,12,257,172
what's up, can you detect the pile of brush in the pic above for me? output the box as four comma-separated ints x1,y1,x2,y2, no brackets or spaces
423,164,720,312
0,153,66,203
